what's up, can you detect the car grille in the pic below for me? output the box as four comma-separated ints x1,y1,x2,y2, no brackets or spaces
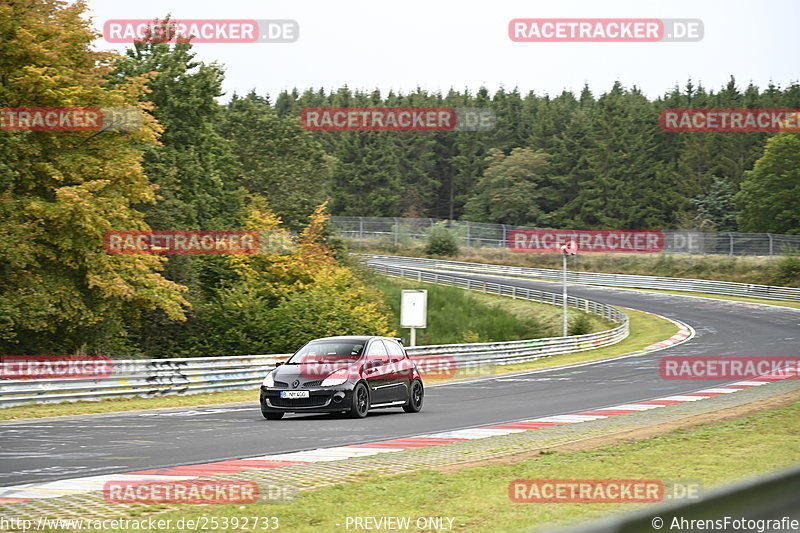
271,397,328,408
273,380,289,388
303,380,323,387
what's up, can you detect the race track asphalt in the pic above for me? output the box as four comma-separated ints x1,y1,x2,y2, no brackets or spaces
1,261,797,487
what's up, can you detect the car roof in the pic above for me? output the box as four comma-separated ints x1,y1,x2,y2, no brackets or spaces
307,336,377,343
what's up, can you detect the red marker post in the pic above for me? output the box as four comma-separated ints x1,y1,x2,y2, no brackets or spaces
561,240,577,336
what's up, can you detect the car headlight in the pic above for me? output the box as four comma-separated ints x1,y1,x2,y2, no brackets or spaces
321,368,348,387
262,371,275,387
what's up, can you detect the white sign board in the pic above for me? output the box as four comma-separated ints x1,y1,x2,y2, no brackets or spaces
400,290,427,328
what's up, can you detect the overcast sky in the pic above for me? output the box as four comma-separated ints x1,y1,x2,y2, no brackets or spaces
83,0,799,102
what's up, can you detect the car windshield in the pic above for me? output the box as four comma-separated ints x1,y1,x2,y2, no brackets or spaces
285,341,365,364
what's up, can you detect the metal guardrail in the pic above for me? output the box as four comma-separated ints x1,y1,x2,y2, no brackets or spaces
0,263,628,409
370,261,629,367
0,355,289,409
333,216,800,256
547,465,800,533
364,255,800,302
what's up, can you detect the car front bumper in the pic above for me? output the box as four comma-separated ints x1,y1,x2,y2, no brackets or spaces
260,385,355,413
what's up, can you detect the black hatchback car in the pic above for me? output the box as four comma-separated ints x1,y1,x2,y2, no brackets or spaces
260,336,424,420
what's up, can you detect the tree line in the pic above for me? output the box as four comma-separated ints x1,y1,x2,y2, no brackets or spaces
274,82,799,234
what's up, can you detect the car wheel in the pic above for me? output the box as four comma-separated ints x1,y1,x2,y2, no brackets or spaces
262,411,284,420
403,380,424,413
348,382,370,418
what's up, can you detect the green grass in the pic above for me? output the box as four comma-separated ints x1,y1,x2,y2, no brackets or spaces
88,400,800,533
374,277,611,345
475,305,677,377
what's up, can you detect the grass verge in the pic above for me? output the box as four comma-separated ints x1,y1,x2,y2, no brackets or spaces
349,240,800,287
374,276,612,344
423,304,676,382
94,399,800,533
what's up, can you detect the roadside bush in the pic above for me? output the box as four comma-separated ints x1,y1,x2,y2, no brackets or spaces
425,222,459,256
264,268,396,353
568,312,593,336
773,251,800,286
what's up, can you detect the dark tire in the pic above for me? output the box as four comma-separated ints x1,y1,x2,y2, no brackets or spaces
348,382,370,418
262,411,284,420
403,380,424,413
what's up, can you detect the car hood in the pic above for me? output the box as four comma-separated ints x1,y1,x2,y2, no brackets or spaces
273,361,359,382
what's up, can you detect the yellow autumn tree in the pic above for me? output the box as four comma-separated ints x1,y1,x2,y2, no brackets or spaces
0,0,189,354
196,199,394,354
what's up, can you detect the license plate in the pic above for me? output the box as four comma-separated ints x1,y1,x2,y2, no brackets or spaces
280,390,309,399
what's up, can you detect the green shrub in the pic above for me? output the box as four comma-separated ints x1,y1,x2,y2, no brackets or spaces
425,222,459,256
568,312,593,336
773,251,800,286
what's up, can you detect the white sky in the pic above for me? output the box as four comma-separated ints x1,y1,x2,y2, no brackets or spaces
83,0,799,102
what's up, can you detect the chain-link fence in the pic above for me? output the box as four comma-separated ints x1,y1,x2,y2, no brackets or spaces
332,216,800,256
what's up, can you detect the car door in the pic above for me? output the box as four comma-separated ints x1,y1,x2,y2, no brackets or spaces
383,339,411,403
363,339,392,404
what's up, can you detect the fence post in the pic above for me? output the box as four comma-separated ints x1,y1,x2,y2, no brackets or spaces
768,233,774,256
359,217,364,239
393,217,399,246
728,233,734,256
466,222,471,248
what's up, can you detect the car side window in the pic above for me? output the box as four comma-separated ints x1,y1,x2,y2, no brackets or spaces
365,339,389,367
384,340,405,362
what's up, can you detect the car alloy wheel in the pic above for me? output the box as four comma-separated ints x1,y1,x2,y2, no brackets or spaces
349,382,370,418
403,379,424,413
